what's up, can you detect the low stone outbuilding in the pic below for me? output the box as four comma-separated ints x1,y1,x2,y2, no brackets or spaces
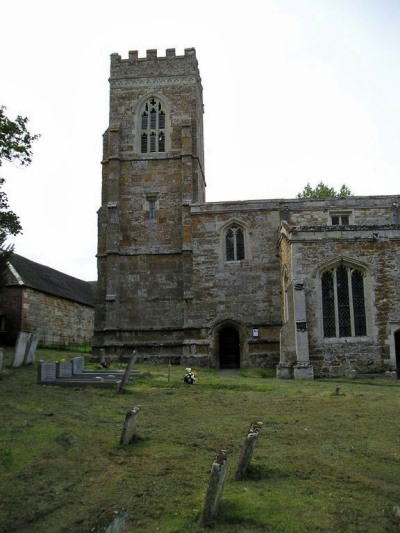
0,254,95,348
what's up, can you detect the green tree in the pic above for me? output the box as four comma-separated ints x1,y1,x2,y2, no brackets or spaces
297,181,352,199
0,106,40,287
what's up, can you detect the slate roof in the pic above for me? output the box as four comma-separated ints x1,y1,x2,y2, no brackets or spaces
7,254,95,307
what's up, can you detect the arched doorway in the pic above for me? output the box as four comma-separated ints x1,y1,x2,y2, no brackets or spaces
219,327,240,369
395,330,400,378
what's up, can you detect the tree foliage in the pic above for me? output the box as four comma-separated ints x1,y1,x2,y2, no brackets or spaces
297,181,353,199
0,106,40,167
0,106,40,287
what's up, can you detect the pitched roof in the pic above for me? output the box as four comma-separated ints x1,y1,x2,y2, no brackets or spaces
7,254,95,307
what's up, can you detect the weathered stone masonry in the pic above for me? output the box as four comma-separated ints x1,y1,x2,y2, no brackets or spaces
93,48,400,377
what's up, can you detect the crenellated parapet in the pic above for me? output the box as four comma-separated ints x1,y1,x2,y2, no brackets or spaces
110,48,200,84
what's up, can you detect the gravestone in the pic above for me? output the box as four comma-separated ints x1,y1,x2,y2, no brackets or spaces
24,332,39,364
38,362,57,383
117,352,137,394
0,347,4,373
119,406,141,445
57,361,73,378
200,450,229,526
12,332,31,368
71,356,84,374
234,421,263,481
103,511,128,533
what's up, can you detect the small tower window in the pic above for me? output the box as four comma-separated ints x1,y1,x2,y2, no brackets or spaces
141,98,166,154
149,199,156,219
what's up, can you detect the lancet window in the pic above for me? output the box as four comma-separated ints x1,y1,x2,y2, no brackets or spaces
225,225,245,261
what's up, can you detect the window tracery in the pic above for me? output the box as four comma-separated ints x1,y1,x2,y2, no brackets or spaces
225,225,245,261
321,264,366,337
140,98,166,153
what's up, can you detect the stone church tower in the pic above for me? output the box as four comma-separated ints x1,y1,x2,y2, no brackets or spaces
94,48,400,378
94,48,283,368
94,48,208,360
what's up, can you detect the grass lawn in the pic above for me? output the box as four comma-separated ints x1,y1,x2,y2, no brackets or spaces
1,349,400,532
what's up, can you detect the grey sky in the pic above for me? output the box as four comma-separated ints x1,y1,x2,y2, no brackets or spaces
1,0,399,280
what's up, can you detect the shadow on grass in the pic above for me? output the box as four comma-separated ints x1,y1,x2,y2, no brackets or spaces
211,500,269,532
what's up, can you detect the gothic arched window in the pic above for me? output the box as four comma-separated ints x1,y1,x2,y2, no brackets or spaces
225,225,245,261
140,98,166,154
321,264,366,338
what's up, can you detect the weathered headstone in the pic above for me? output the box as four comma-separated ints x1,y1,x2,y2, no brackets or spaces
71,356,84,374
234,421,263,481
57,361,73,378
104,511,128,533
117,352,137,394
200,450,229,526
119,406,141,445
24,332,39,364
38,362,57,383
12,332,31,368
0,347,4,373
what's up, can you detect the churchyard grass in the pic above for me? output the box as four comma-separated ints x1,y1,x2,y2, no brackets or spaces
1,348,400,532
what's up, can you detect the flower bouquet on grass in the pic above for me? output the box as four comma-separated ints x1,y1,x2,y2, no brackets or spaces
183,368,198,384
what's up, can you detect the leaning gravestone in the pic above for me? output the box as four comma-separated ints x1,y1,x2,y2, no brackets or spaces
234,421,263,481
200,450,229,526
24,332,39,364
12,332,31,368
117,352,137,394
119,406,141,445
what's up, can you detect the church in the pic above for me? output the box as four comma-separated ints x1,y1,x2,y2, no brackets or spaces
93,48,400,378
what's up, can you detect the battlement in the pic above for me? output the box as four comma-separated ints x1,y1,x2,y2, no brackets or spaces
110,47,200,84
111,47,196,65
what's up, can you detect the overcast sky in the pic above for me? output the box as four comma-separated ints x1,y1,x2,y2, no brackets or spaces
1,0,399,281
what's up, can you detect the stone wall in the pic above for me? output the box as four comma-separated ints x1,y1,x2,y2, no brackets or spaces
93,48,400,375
281,223,400,375
3,287,94,347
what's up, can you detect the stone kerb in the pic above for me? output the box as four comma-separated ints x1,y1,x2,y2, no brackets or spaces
200,450,229,526
119,406,141,445
12,332,31,368
234,421,263,481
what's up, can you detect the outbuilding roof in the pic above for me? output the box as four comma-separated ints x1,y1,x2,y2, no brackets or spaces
7,254,95,307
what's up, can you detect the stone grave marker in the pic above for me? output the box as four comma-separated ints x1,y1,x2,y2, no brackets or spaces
24,332,39,364
103,511,128,533
71,356,84,374
234,421,263,481
38,362,57,383
200,450,229,526
119,406,141,445
0,347,4,373
12,332,31,368
117,352,137,394
57,361,73,378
